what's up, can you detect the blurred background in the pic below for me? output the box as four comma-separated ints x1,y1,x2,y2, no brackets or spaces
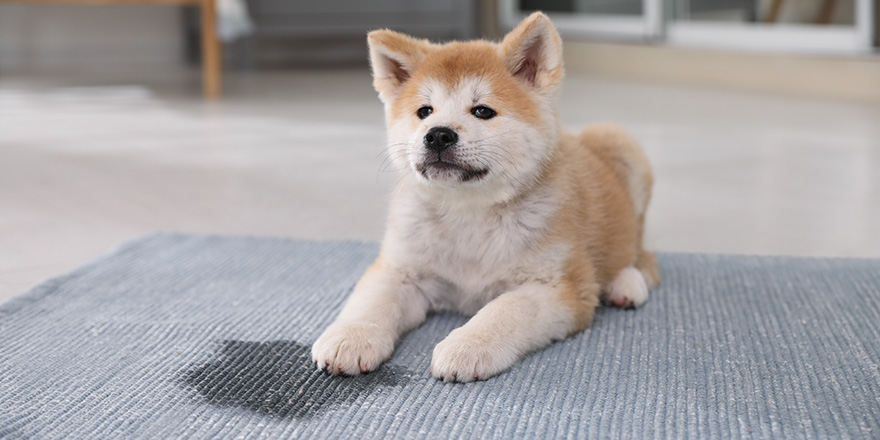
0,0,878,302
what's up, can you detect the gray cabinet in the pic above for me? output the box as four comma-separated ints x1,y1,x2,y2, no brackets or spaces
186,0,477,67
251,0,475,38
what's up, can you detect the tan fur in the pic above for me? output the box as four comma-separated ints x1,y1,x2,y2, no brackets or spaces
389,42,545,128
313,12,659,382
579,124,659,290
544,127,658,330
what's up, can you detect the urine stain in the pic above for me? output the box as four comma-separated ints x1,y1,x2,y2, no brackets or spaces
181,340,419,419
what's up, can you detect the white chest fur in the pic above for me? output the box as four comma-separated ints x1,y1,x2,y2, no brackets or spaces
383,183,569,315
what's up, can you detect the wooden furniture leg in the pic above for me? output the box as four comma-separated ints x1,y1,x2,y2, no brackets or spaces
200,0,221,99
766,0,784,23
816,0,838,24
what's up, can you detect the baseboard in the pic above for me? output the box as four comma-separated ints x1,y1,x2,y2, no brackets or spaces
563,41,880,103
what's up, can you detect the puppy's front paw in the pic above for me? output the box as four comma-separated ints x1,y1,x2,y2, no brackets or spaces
431,330,517,383
311,322,394,376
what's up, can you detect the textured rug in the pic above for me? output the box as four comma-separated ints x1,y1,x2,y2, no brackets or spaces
1,234,878,439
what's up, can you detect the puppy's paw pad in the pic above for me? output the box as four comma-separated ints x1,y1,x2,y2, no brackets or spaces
430,332,516,383
603,266,649,309
311,322,393,376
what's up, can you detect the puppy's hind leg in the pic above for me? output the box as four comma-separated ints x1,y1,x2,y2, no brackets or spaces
635,249,660,290
602,266,649,309
605,221,659,308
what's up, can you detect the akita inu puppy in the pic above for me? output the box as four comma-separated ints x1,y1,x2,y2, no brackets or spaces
312,12,659,383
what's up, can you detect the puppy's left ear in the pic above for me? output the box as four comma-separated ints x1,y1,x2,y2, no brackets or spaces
368,30,432,103
500,12,564,92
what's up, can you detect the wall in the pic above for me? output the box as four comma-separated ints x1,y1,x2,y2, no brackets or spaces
0,4,183,71
564,40,880,103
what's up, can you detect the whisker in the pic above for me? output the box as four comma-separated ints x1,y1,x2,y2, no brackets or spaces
375,142,411,159
375,141,417,184
471,132,507,144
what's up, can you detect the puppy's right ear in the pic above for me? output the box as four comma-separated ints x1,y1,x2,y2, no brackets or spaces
368,30,431,102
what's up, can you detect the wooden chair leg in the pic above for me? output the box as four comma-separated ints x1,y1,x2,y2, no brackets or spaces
200,0,221,98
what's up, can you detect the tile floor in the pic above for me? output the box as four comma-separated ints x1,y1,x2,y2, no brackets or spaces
1,67,879,303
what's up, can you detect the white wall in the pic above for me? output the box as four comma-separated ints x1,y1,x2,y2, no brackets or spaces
0,4,183,71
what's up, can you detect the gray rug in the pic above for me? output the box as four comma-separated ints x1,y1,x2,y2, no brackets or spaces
1,233,878,439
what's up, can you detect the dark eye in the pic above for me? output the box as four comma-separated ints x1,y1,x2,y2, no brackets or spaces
471,105,497,120
417,106,433,119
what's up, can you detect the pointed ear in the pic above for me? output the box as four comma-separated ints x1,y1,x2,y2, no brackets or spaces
368,30,432,102
500,12,564,92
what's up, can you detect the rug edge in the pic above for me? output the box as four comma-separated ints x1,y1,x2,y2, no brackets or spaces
0,232,169,315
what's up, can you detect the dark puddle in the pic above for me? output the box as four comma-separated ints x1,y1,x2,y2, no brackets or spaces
181,340,421,419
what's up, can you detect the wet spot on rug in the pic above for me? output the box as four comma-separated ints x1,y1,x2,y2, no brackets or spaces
181,340,421,419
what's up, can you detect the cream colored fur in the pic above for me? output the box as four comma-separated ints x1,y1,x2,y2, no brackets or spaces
312,12,659,383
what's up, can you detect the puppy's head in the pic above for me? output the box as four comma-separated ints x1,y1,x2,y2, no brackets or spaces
369,12,564,202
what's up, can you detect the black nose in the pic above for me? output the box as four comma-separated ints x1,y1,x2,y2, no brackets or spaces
424,127,458,152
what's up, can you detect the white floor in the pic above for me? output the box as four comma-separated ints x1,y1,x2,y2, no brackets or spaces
1,67,879,304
